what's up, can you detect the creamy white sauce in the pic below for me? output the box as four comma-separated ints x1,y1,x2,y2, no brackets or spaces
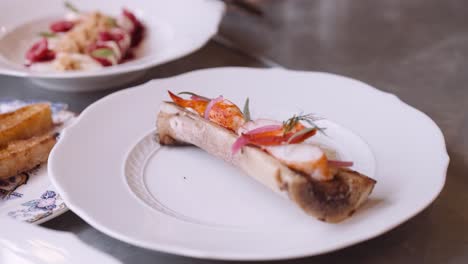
66,53,102,70
29,52,103,72
47,37,59,50
64,12,80,21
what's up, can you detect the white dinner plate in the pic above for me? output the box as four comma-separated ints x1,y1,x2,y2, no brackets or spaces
0,99,75,224
0,0,224,91
49,67,449,260
0,217,121,264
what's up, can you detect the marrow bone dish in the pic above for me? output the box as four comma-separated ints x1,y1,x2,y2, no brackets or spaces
156,91,377,223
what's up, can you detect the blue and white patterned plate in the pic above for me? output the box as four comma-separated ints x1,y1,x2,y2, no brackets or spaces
0,99,75,224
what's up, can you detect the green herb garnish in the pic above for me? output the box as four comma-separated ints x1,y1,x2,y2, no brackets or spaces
106,17,118,27
91,48,114,58
282,113,326,135
64,1,79,13
243,97,251,122
39,32,57,38
178,92,210,101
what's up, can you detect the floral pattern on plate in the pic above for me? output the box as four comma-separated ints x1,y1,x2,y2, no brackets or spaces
7,190,66,223
0,99,75,224
0,174,28,200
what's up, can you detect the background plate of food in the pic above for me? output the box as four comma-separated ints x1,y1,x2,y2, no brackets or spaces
0,0,225,91
0,99,75,224
48,67,449,260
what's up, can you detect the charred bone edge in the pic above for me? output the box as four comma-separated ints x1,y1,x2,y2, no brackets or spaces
156,102,376,223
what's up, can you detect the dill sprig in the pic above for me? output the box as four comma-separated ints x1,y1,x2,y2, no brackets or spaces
282,113,327,135
243,97,251,122
64,1,79,13
39,32,56,38
106,17,118,27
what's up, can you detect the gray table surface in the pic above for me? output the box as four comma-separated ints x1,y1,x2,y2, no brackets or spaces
2,1,468,263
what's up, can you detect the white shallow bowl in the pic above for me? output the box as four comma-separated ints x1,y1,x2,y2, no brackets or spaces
0,0,224,91
49,67,449,260
0,217,121,264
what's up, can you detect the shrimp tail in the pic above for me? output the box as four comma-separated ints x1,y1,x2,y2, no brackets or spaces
168,91,191,108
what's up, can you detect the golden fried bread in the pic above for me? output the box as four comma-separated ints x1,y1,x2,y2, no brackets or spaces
0,132,57,179
0,103,53,147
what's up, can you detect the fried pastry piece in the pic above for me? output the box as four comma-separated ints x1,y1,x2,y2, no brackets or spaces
0,103,53,147
0,132,57,180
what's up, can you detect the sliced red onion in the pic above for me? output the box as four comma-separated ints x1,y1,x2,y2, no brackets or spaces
232,124,282,154
91,57,113,67
328,160,354,167
122,8,139,25
238,119,282,134
204,95,223,119
99,29,128,52
232,135,249,154
122,8,144,47
99,31,116,42
26,38,47,61
25,38,55,63
50,20,74,32
88,42,119,66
